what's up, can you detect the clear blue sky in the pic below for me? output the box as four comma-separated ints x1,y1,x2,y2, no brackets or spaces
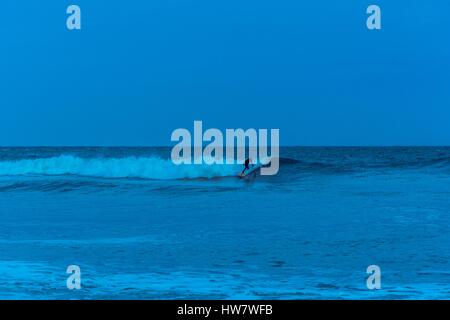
1,0,449,146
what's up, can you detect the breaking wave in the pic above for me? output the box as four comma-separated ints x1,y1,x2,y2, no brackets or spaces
0,155,242,180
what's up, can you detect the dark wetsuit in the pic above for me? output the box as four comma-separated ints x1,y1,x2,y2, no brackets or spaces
241,158,250,175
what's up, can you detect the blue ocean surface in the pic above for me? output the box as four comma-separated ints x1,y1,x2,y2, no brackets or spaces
0,147,449,299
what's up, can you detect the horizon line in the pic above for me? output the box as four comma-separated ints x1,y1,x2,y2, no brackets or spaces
1,145,450,148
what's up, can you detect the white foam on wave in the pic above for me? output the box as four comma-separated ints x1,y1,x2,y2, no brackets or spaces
0,155,241,180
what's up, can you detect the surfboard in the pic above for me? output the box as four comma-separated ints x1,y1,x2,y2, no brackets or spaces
238,164,262,178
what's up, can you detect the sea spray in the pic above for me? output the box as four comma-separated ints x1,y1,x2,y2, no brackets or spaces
0,155,241,180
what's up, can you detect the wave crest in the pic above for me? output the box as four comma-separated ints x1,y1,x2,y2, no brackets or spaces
0,155,241,180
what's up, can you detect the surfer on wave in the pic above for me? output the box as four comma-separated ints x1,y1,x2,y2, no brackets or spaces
241,158,252,176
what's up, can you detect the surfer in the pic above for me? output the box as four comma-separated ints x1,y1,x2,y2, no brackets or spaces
241,158,252,176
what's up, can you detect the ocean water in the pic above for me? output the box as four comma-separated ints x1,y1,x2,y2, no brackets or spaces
0,147,449,299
